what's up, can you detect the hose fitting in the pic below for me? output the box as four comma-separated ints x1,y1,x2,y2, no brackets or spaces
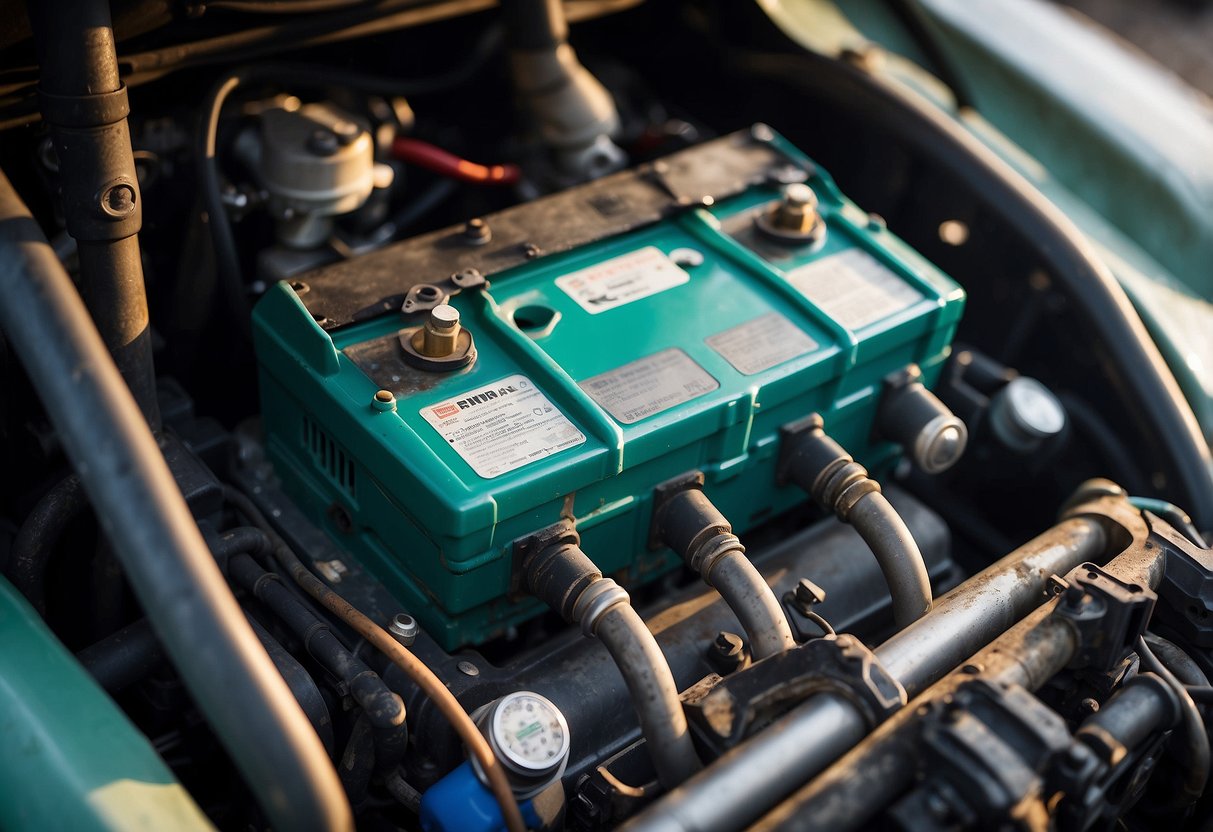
779,414,933,627
517,520,701,787
652,473,796,659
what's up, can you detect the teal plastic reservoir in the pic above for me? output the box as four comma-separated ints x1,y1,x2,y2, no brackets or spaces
253,127,965,649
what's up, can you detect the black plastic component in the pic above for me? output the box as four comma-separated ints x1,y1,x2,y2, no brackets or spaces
161,433,224,520
1152,514,1213,649
895,680,1072,831
683,635,904,758
1054,563,1155,673
649,471,729,555
515,520,597,623
570,740,657,832
875,365,967,474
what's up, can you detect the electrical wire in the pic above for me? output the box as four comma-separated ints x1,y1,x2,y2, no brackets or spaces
196,50,502,336
223,487,527,832
391,137,521,185
1130,496,1209,548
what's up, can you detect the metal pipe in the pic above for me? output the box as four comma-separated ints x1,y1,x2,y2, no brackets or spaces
27,0,159,427
1074,673,1179,765
707,550,796,659
751,528,1167,832
879,516,1105,696
847,492,932,628
622,514,1110,832
0,168,351,832
751,603,1077,832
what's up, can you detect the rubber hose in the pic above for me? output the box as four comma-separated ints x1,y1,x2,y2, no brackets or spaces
6,475,87,614
847,493,933,627
0,168,352,832
708,550,796,659
595,603,702,788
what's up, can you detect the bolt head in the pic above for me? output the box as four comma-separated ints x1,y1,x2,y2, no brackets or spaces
783,183,816,209
388,613,418,646
429,304,460,330
100,183,137,218
457,660,480,677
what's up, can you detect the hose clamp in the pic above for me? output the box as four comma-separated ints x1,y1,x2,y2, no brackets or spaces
691,533,745,585
574,578,629,638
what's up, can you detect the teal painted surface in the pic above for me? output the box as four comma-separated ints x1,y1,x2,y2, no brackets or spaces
0,577,213,831
254,134,964,649
785,0,1213,440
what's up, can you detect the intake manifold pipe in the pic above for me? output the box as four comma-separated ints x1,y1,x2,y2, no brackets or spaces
652,475,796,660
519,522,701,788
779,414,932,627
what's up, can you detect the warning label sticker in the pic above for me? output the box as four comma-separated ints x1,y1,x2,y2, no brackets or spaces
705,313,818,375
786,248,924,331
555,247,690,315
420,375,586,479
581,349,719,425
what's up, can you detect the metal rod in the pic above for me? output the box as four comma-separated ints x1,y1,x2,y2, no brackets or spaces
751,528,1167,832
878,516,1105,696
27,0,160,427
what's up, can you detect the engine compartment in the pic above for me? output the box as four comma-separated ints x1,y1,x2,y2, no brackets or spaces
2,1,1213,830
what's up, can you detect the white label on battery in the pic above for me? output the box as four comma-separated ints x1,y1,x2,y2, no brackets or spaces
555,246,690,314
786,248,924,331
581,349,719,425
705,312,819,375
420,375,586,479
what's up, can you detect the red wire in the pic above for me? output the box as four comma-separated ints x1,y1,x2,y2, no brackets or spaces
390,137,521,186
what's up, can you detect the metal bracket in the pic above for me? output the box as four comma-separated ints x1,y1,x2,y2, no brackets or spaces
683,634,905,757
1053,563,1155,672
898,679,1072,831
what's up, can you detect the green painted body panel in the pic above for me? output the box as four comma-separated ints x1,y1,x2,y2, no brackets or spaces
769,0,1213,442
254,134,964,649
0,577,213,831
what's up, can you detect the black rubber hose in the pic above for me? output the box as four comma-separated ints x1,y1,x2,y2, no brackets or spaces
735,46,1213,528
1137,635,1210,807
228,551,407,766
248,615,337,757
6,474,87,614
0,168,352,832
76,617,164,693
501,0,567,50
1147,633,1212,688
